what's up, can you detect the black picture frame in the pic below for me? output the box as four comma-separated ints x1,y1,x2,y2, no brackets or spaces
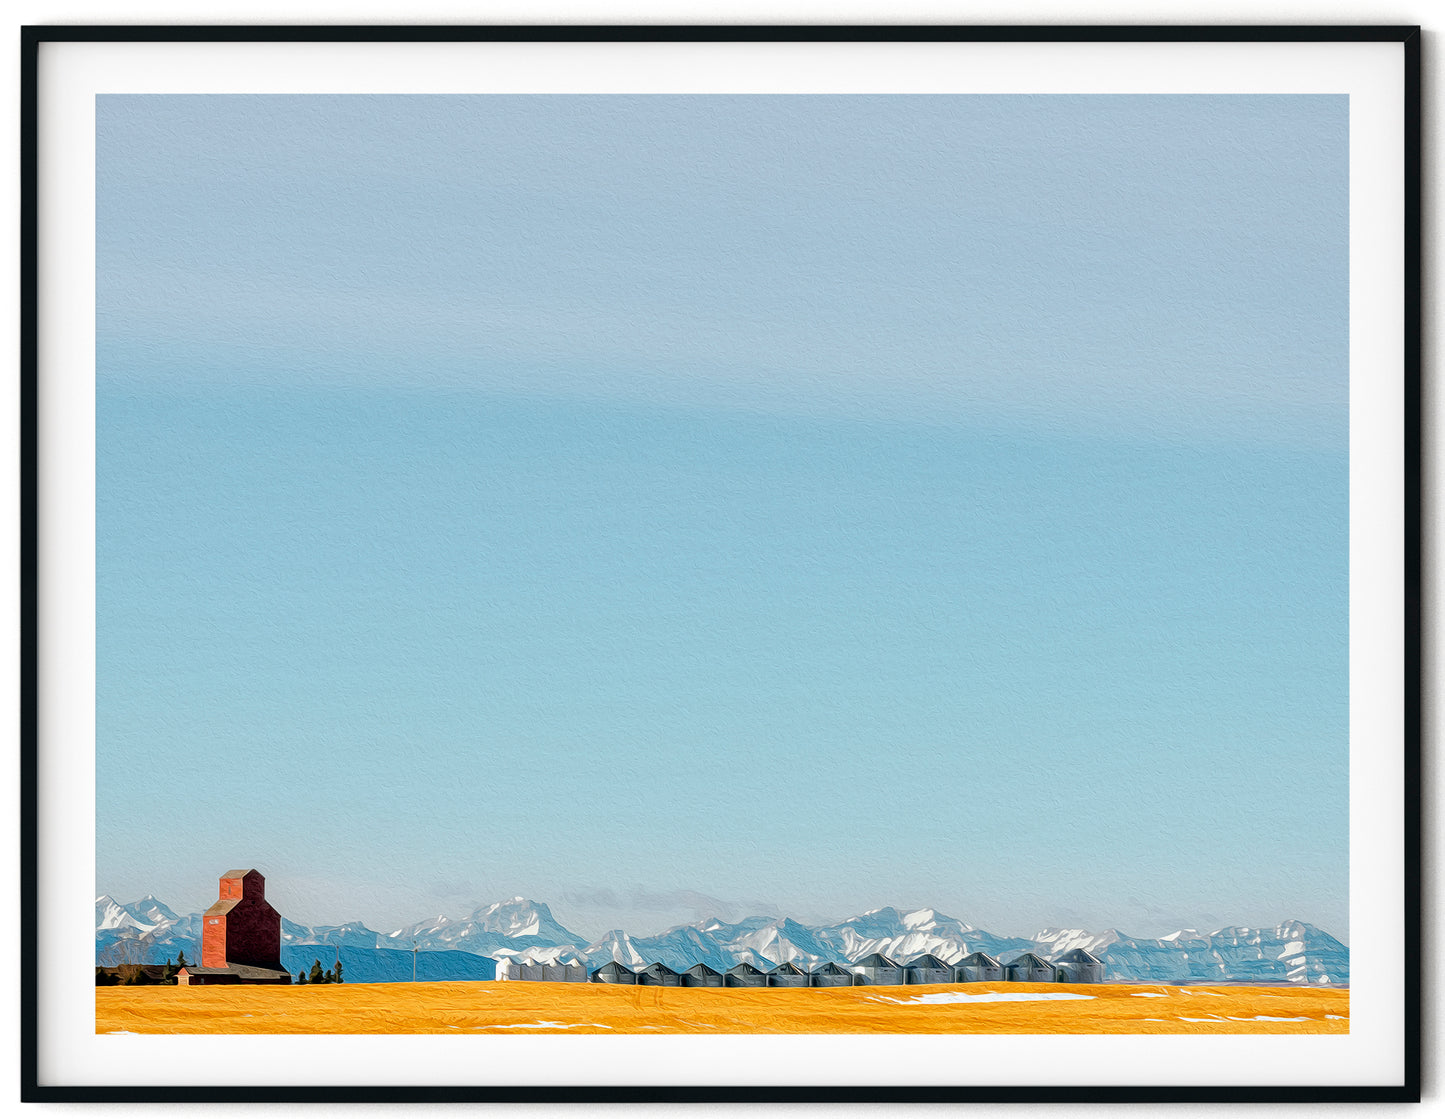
21,22,1421,1103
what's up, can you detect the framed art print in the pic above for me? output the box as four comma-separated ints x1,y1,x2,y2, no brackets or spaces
21,24,1420,1101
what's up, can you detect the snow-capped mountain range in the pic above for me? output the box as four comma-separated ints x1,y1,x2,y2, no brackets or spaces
94,894,1348,985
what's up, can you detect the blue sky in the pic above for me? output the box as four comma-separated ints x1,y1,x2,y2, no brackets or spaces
96,95,1348,941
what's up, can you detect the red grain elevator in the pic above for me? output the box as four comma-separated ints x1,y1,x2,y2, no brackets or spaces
201,868,282,970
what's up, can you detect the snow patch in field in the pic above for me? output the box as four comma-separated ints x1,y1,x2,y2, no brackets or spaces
107,1030,137,1035
1178,1016,1229,1023
1233,1015,1311,1022
474,1021,611,1030
1130,992,1168,998
1326,1014,1347,1020
874,991,1096,1005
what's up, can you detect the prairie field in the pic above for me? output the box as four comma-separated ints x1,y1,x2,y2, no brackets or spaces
97,980,1347,1035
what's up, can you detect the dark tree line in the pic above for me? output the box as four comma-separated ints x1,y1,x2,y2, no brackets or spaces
297,957,343,984
96,950,190,987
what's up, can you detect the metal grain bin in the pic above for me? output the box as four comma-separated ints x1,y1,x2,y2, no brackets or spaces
591,961,637,985
767,961,810,987
954,952,1003,983
848,953,904,986
1052,948,1104,984
725,962,769,987
543,960,588,983
681,963,724,987
903,953,955,985
810,961,855,988
636,962,682,987
1002,952,1058,983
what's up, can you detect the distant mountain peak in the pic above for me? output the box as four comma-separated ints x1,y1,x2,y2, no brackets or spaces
94,891,1349,985
468,897,574,940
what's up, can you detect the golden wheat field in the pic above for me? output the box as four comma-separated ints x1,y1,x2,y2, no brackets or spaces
96,980,1347,1035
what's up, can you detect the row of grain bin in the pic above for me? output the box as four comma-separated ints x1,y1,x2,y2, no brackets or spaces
494,958,589,982
574,949,1103,986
